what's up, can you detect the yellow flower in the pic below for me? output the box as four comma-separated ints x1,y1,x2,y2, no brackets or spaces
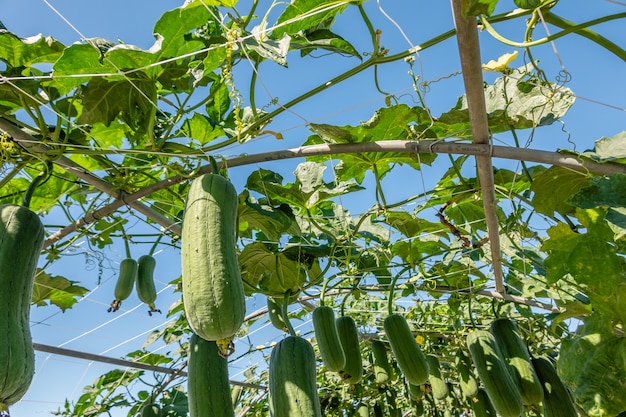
482,51,519,72
415,334,425,345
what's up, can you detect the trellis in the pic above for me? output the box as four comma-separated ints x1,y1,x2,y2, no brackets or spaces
1,0,625,416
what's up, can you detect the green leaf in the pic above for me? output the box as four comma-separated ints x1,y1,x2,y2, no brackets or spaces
570,174,626,208
32,269,89,311
238,192,300,241
152,3,215,60
0,32,65,67
243,25,291,66
239,242,309,296
558,314,626,417
305,105,437,183
531,166,590,216
605,207,626,239
206,80,231,123
542,209,625,320
442,67,575,134
587,131,626,163
393,238,447,268
49,42,119,94
77,73,156,128
355,246,392,285
246,162,363,209
273,0,351,38
550,299,593,327
126,350,172,366
291,29,361,58
445,199,494,235
463,0,498,16
182,112,226,144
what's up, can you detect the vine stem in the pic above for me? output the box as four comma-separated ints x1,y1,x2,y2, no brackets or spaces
200,8,533,153
280,292,296,337
479,11,626,53
21,162,51,209
319,276,332,307
387,274,401,316
122,227,132,259
542,12,626,62
148,233,164,256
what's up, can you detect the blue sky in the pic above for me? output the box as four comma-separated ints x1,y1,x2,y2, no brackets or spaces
1,0,625,415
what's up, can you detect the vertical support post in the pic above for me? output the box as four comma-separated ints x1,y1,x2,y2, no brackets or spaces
450,0,505,293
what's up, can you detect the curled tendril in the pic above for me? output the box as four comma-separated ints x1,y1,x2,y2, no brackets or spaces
555,69,572,86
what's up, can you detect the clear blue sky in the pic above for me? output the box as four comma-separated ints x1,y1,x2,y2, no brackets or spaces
1,0,625,415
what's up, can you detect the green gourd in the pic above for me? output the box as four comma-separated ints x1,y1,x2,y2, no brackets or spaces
187,334,234,417
312,306,346,373
0,205,44,411
267,296,288,332
108,258,138,312
457,357,478,399
370,339,392,384
353,403,370,417
140,403,161,417
336,316,363,384
490,318,543,405
425,354,448,400
182,174,245,341
269,336,321,417
383,314,429,386
136,255,160,315
532,356,578,417
471,389,497,417
406,382,423,401
466,330,523,417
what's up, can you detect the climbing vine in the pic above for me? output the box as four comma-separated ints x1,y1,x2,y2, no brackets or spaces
1,0,625,416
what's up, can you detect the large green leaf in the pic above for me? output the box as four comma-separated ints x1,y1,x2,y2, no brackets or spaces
441,67,575,134
238,191,300,241
152,2,215,60
305,105,437,183
246,163,363,209
570,173,626,238
582,131,626,164
378,211,445,239
273,0,353,38
291,29,361,58
49,41,118,93
239,242,313,297
530,166,590,216
570,174,626,209
558,314,626,417
32,269,89,312
542,209,626,321
77,73,156,129
0,32,65,67
181,113,226,144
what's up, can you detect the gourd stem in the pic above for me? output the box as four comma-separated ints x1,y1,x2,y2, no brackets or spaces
387,274,401,316
148,234,164,256
280,293,296,337
209,155,220,175
122,230,132,259
21,162,51,209
319,276,332,307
